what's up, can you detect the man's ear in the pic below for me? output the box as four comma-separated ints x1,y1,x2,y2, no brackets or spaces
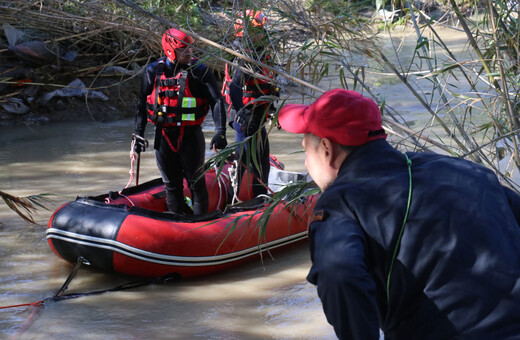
320,138,335,167
321,138,348,169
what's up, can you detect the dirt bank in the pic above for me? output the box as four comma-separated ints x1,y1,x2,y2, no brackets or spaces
0,71,141,126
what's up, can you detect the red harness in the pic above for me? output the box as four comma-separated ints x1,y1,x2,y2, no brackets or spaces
222,56,275,114
147,59,209,152
147,58,208,128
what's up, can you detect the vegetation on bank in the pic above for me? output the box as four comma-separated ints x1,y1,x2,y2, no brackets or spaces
2,0,520,222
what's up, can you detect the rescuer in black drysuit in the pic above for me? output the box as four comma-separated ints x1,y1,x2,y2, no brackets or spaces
133,28,227,215
222,10,278,198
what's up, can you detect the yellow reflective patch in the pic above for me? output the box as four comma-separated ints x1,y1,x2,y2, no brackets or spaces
182,97,195,108
182,113,195,121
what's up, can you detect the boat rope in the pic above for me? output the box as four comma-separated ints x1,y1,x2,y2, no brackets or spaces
105,135,148,205
104,191,136,206
3,256,178,339
125,144,137,189
118,193,136,206
213,165,230,210
228,160,242,205
9,257,87,339
55,256,88,297
124,134,149,189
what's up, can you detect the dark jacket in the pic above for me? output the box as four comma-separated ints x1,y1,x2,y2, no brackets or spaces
135,57,226,136
307,139,520,340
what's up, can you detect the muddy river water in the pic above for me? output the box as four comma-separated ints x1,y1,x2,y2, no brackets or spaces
1,26,472,339
0,119,338,339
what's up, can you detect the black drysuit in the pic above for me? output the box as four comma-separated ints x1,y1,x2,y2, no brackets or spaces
135,57,226,214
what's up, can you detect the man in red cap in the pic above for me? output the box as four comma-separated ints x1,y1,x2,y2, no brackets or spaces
133,28,227,215
278,88,520,339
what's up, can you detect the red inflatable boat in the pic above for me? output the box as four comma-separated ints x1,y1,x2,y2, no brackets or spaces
46,159,317,278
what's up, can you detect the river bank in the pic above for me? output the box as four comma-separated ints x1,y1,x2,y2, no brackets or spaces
0,0,465,126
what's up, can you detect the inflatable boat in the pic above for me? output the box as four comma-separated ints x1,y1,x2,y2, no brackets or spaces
46,158,317,278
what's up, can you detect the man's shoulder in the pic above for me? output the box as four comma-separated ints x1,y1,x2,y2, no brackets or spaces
144,58,163,73
408,150,491,174
189,60,217,84
314,182,352,212
190,59,209,71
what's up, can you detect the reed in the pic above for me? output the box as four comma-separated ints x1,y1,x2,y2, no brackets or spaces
381,0,520,189
0,191,52,225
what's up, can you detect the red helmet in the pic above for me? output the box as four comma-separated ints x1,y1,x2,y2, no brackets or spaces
161,28,194,61
234,10,267,37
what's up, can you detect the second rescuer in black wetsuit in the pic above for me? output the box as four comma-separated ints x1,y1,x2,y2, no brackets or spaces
222,10,277,198
133,28,227,215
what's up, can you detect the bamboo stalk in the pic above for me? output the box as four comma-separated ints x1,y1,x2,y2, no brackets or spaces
379,51,471,155
487,0,520,167
448,0,498,88
408,2,483,163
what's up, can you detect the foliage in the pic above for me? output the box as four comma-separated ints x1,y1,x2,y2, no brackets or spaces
0,191,52,225
386,0,520,188
143,0,208,30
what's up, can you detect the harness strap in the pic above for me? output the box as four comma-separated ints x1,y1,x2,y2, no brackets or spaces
159,89,180,98
146,102,206,116
162,126,184,153
153,60,166,150
159,78,180,87
177,70,188,113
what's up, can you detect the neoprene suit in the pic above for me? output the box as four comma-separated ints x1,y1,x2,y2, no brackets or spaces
135,57,226,214
227,56,274,197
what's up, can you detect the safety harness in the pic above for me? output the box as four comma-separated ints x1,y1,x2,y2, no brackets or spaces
147,58,209,151
221,55,276,112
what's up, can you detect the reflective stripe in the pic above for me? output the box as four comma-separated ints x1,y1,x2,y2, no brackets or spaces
179,97,196,121
182,97,196,108
182,113,195,121
181,97,197,120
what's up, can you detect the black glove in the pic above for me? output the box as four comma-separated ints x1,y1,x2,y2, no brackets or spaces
132,133,148,154
210,132,227,150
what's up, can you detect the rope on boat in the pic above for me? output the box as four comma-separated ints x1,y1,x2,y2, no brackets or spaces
55,257,88,297
213,165,230,210
105,134,150,205
125,141,137,189
124,134,149,190
114,192,136,207
8,257,86,339
2,257,86,311
228,160,242,205
3,256,178,339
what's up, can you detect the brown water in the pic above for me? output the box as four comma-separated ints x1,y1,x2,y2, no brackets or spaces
0,120,336,339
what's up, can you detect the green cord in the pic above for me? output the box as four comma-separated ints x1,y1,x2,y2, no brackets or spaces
386,153,413,303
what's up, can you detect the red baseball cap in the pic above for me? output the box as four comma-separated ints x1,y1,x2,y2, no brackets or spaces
278,89,387,146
